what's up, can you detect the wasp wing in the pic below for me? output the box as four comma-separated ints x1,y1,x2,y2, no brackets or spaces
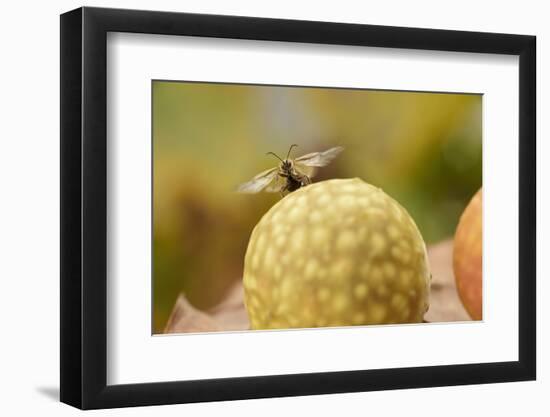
265,174,284,192
294,146,344,168
237,167,278,193
293,163,317,178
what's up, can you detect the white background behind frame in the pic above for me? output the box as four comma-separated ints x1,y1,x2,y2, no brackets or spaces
107,32,518,385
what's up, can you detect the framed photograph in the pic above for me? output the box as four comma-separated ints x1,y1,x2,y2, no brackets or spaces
60,6,536,409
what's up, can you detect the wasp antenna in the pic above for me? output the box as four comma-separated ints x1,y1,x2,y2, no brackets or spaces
266,151,284,163
287,144,298,160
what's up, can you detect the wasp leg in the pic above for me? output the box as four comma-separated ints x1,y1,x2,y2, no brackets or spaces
302,175,312,185
280,182,289,198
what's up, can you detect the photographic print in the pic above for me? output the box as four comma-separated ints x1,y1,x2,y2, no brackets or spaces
153,80,482,334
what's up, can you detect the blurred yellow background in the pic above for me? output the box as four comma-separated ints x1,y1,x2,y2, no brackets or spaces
153,81,482,333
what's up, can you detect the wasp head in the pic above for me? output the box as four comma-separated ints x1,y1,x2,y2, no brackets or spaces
281,159,292,170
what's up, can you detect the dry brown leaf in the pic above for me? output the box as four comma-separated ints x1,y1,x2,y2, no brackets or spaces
164,282,249,334
164,294,223,333
424,240,471,322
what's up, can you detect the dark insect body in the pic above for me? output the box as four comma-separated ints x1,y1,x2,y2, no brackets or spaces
237,144,344,197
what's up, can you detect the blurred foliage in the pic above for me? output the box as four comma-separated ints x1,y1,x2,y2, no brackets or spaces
153,81,481,332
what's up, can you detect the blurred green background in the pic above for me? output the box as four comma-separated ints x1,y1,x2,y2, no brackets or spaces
153,80,482,333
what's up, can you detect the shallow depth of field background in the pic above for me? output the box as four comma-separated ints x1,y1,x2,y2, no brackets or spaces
152,81,482,333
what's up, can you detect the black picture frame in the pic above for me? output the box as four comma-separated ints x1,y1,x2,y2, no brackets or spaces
60,6,536,410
